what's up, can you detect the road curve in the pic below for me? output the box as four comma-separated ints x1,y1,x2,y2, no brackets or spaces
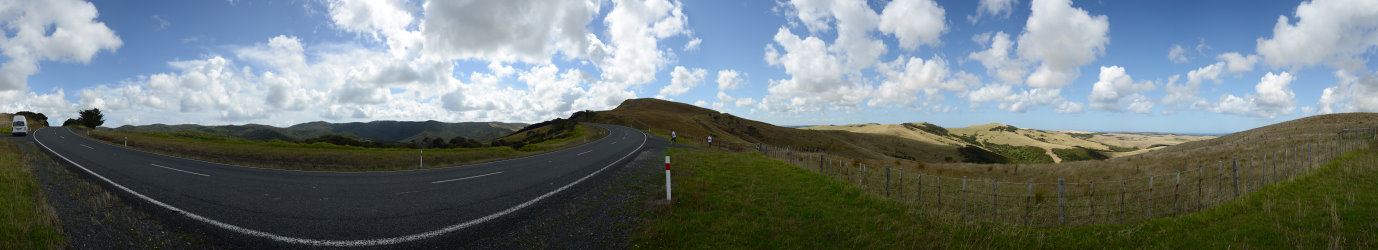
32,124,653,246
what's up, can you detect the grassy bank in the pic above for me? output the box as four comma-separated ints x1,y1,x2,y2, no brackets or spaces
0,141,64,249
80,124,607,171
636,147,1378,248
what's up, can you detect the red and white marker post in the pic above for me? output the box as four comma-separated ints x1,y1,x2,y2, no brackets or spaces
665,155,672,200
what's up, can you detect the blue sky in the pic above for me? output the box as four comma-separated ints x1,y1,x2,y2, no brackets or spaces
3,0,1377,134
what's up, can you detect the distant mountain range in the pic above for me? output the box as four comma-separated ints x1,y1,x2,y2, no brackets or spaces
110,120,528,143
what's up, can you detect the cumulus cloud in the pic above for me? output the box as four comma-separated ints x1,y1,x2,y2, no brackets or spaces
420,0,599,63
716,70,743,90
657,66,706,98
966,84,1078,113
1017,0,1110,88
878,0,948,50
1255,0,1378,70
1088,66,1156,113
968,32,1027,85
1168,45,1189,63
871,56,977,108
1200,72,1297,119
0,0,122,93
969,0,1018,23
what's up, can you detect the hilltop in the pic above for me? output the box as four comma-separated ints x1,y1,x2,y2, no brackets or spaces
806,122,1214,163
574,98,965,162
109,120,527,143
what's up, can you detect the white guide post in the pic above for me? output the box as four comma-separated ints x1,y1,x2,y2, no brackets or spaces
665,155,673,200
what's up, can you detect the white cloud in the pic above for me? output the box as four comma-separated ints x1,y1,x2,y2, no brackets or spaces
1168,45,1189,63
657,66,706,98
1016,0,1110,88
1255,0,1378,70
969,0,1018,23
586,0,693,106
0,0,122,93
684,38,702,51
716,70,743,90
1201,72,1297,119
878,0,947,50
871,56,975,108
735,97,756,108
966,84,1076,113
968,32,1027,85
420,0,599,63
1316,69,1378,114
150,14,171,31
1217,52,1261,73
1088,66,1156,113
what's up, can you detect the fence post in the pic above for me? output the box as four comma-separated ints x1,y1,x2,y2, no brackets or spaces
992,180,998,222
1119,179,1126,223
1058,179,1066,225
1148,174,1155,219
1173,171,1181,215
917,173,924,206
1025,182,1032,226
961,176,968,221
1089,181,1095,224
1232,158,1240,198
885,166,891,198
936,176,943,211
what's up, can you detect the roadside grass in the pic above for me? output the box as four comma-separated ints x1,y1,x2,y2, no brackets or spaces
79,124,608,172
636,147,1378,248
0,141,64,249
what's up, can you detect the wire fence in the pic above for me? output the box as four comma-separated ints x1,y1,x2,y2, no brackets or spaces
664,125,1378,226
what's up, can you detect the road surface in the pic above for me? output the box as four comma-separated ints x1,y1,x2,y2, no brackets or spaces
31,124,656,247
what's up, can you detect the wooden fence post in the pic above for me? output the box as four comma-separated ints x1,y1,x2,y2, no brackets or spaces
961,176,968,221
885,166,891,198
1058,179,1066,225
1232,158,1240,198
1148,174,1155,219
1173,171,1181,215
936,176,943,211
992,180,999,222
917,173,924,206
1217,161,1224,203
1025,182,1032,226
1119,179,1126,223
1089,181,1095,224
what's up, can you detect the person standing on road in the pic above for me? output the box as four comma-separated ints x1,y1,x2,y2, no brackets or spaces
671,130,677,143
707,135,712,148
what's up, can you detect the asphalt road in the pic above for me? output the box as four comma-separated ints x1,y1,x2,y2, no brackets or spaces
30,124,661,247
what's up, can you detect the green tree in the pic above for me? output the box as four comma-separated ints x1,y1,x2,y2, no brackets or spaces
77,108,104,128
14,111,47,126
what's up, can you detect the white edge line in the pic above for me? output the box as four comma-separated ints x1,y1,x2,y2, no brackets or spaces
34,126,648,247
150,163,211,177
431,171,503,184
64,125,616,174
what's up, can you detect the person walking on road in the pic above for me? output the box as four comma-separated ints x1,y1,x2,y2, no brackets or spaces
707,135,712,148
671,130,677,143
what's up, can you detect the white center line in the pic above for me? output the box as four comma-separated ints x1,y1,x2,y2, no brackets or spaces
431,171,503,184
576,150,593,156
79,144,94,149
150,164,210,177
611,141,617,145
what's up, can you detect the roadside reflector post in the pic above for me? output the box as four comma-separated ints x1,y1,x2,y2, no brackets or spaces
124,137,128,146
420,149,423,169
665,155,672,201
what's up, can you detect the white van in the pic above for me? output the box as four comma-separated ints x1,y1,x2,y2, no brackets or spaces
12,115,26,136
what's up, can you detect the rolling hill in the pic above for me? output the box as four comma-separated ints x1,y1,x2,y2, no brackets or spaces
805,122,1215,163
109,120,527,143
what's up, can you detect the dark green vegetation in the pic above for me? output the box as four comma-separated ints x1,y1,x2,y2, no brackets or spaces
0,141,64,249
108,120,526,144
1051,147,1109,162
902,122,948,136
76,108,104,129
636,146,1378,248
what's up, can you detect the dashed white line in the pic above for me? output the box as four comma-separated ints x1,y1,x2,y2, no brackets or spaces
150,164,210,177
576,150,593,156
431,171,503,184
79,144,94,149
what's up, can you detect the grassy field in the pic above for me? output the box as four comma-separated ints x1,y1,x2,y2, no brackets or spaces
0,141,64,249
79,124,607,171
635,146,1378,248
